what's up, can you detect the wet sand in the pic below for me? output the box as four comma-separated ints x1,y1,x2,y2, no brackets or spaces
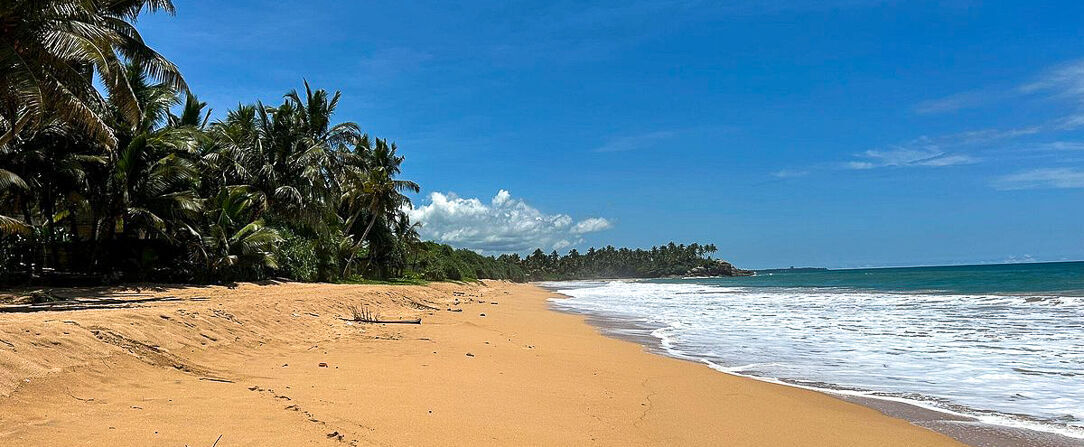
0,281,970,446
558,295,1084,447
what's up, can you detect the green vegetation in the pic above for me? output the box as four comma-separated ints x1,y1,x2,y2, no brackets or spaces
513,242,735,281
0,2,741,286
411,242,527,282
0,1,431,284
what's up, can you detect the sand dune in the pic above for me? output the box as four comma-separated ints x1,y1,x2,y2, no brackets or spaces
0,281,964,446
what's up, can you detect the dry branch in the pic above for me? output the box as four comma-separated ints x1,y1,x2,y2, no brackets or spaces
341,305,421,324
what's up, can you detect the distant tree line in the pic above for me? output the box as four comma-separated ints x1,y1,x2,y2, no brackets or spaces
502,242,723,281
403,242,728,282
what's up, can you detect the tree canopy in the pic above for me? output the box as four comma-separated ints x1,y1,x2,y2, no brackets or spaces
0,2,740,285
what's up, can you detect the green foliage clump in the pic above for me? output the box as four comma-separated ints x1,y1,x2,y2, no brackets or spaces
0,0,432,285
408,242,526,283
274,227,320,282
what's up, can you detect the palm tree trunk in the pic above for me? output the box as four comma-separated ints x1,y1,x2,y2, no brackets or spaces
42,186,55,270
343,205,364,236
341,213,378,277
343,195,377,237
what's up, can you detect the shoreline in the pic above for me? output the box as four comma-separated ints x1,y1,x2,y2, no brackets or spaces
0,281,975,445
543,288,1084,447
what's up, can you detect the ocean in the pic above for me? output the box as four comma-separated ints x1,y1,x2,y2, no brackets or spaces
543,261,1084,441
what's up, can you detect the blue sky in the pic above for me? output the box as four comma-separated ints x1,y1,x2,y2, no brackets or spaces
142,1,1084,268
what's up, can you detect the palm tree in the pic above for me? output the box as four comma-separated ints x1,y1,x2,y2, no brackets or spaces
96,65,200,245
339,138,419,276
206,83,359,232
0,0,186,148
284,81,360,151
0,161,28,235
396,219,423,272
195,186,281,280
1,122,102,269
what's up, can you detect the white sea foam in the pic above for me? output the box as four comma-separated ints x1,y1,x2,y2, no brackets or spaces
546,280,1084,439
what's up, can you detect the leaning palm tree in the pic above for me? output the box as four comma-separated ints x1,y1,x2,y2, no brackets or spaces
0,0,185,148
340,137,418,235
340,166,419,276
338,136,419,277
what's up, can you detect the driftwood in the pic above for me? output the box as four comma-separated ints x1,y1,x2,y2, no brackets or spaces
341,305,421,324
341,318,421,324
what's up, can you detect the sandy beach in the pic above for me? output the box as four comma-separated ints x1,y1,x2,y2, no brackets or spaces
0,281,966,446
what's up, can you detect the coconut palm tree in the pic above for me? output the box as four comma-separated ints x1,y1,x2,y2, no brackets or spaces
195,185,281,280
339,137,419,276
94,65,200,251
0,161,28,235
1,122,102,270
0,0,185,148
395,219,423,271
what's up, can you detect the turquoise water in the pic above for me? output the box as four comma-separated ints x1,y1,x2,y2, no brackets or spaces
659,261,1084,295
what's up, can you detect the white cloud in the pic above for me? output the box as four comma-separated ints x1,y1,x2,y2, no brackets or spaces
1033,141,1084,152
915,90,997,115
1021,59,1084,101
571,217,613,234
1003,254,1037,264
593,130,676,153
917,59,1084,115
846,148,978,169
491,189,512,206
920,154,977,167
772,169,809,178
406,190,612,254
992,168,1084,190
948,127,1043,144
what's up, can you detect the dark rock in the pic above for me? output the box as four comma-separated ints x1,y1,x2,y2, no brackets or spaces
686,260,754,277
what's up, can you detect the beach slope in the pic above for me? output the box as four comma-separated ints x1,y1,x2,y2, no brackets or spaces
0,281,964,446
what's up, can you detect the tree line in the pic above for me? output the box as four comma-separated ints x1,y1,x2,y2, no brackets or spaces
0,1,736,285
506,242,725,281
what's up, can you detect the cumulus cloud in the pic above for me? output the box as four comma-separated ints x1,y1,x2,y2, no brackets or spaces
571,217,613,234
406,190,613,254
992,168,1084,190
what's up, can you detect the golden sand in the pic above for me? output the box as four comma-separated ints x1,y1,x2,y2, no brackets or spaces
0,281,965,446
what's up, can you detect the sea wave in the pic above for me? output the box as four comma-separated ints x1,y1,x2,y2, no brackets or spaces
545,280,1084,439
